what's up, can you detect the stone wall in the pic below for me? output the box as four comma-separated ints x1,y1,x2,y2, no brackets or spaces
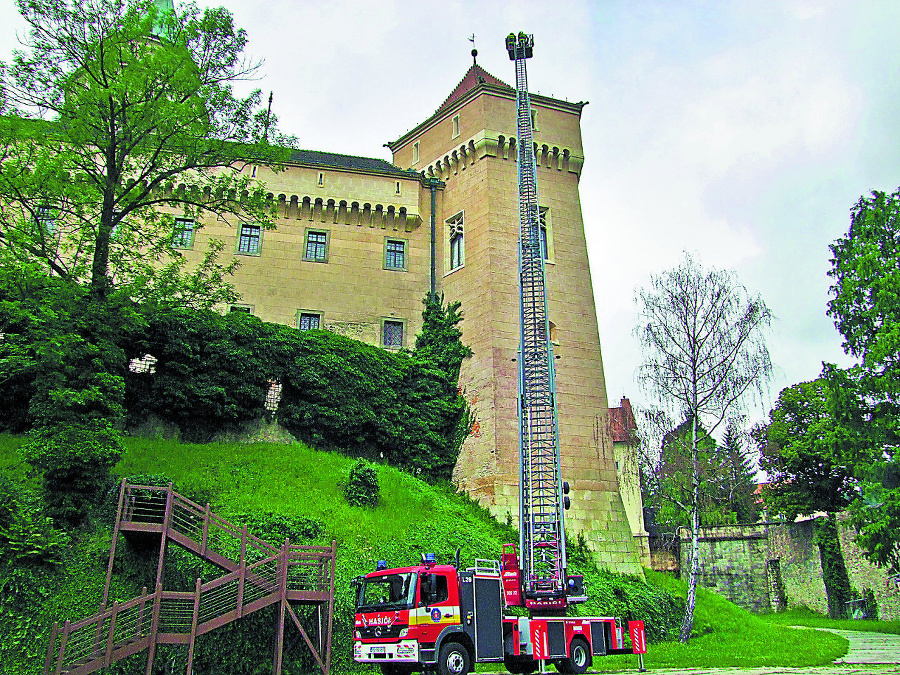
674,516,900,619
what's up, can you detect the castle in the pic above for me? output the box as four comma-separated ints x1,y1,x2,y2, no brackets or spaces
180,57,645,573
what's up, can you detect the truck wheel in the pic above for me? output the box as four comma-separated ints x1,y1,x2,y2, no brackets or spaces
564,637,591,675
438,642,471,675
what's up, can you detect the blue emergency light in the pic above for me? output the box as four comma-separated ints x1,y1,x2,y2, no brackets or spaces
425,552,436,564
376,560,387,570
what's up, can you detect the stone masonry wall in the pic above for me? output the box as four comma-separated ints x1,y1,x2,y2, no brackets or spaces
676,516,900,619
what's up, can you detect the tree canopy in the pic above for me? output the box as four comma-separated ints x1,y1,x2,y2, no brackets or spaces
0,0,294,305
756,376,859,519
635,253,772,641
826,189,900,574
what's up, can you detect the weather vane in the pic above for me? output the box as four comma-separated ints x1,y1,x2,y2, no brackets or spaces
469,33,478,65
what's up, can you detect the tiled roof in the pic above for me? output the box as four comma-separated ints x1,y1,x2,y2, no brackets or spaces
609,397,637,443
288,149,417,177
435,64,513,115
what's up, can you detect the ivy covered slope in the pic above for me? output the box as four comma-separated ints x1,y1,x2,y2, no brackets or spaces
0,434,683,674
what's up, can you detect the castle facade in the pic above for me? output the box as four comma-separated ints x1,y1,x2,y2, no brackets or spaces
183,63,644,573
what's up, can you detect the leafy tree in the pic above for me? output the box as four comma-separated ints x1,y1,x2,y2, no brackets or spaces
0,0,293,304
827,188,900,575
635,253,772,642
756,377,858,519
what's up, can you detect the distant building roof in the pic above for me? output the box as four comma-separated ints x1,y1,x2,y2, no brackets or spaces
288,149,418,178
434,64,513,116
609,397,637,443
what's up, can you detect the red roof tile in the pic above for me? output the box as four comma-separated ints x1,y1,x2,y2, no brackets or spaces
435,64,513,115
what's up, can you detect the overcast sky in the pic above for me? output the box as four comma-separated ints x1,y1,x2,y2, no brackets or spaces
3,0,897,428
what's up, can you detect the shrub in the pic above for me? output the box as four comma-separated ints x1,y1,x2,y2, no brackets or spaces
23,420,123,527
345,460,379,508
237,512,325,544
0,499,69,567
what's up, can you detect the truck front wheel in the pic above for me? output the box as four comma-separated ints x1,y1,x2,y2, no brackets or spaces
438,642,471,675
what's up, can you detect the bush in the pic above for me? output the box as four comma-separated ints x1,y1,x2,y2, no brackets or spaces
0,498,69,567
345,460,379,508
237,512,325,544
23,420,123,527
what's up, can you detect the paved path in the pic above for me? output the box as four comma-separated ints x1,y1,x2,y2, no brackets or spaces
822,628,900,665
583,628,900,674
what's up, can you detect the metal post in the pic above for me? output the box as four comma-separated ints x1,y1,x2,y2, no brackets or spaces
186,578,202,675
101,478,128,609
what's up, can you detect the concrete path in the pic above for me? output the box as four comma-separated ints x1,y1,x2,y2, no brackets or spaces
821,628,900,665
579,628,900,674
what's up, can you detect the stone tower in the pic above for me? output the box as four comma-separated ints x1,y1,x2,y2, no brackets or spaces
387,63,642,573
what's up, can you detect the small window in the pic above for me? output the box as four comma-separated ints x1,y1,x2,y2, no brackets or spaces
531,109,539,131
237,223,261,255
317,172,324,187
229,305,252,313
452,115,460,139
421,574,450,606
382,320,404,349
539,207,552,261
384,238,406,271
298,312,321,331
412,141,420,165
446,212,464,271
35,205,55,235
395,181,401,196
265,380,282,413
304,230,328,262
173,218,194,249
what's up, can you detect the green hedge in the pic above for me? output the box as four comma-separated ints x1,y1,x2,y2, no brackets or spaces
124,298,470,481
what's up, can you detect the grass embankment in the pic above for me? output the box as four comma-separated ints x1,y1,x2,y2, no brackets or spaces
0,434,855,672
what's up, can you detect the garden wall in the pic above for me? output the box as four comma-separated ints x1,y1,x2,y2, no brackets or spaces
673,516,900,619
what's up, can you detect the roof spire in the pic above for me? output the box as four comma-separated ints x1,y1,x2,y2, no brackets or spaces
469,34,484,83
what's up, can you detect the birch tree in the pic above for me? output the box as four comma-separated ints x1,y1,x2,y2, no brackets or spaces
634,253,772,642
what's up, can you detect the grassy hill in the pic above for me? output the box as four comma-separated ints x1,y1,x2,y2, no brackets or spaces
0,433,850,674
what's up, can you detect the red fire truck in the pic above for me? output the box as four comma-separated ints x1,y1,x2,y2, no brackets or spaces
353,33,648,675
352,553,641,675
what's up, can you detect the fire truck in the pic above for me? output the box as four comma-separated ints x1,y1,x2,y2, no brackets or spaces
353,34,647,675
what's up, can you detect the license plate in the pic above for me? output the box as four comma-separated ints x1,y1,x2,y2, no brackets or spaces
371,647,385,654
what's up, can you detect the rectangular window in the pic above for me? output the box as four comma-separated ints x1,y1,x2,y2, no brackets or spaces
539,207,551,260
384,239,406,270
412,141,420,165
229,305,252,313
317,172,325,187
35,205,55,235
298,312,321,331
238,224,261,255
531,109,539,131
446,212,464,271
382,320,404,349
173,218,194,249
452,115,460,139
304,230,328,262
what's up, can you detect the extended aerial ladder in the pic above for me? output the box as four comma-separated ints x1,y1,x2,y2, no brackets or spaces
505,32,572,611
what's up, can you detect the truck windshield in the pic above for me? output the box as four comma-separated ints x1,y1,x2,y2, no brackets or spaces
356,572,418,611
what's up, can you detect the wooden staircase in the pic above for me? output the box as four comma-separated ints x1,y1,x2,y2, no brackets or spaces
43,481,336,675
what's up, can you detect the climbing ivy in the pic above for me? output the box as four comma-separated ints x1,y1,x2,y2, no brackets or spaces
813,513,853,618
